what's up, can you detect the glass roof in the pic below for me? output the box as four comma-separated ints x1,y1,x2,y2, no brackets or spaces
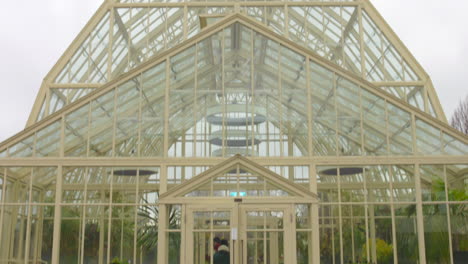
29,0,443,123
1,20,466,159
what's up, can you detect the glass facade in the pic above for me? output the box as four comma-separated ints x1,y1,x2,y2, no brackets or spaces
0,1,467,264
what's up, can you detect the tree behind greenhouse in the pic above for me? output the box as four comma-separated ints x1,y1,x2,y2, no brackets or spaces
450,95,468,135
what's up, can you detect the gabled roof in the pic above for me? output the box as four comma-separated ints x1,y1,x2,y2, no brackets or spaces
27,0,446,125
0,13,466,158
159,155,317,202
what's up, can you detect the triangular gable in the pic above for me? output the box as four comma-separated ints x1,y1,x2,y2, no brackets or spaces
159,155,317,201
1,13,466,159
27,1,445,125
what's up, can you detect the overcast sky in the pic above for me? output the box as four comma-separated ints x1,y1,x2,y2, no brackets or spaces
0,0,467,142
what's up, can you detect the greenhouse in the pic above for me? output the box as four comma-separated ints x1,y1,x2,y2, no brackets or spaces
0,0,467,263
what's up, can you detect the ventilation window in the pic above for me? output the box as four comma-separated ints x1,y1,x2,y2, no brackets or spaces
200,14,226,29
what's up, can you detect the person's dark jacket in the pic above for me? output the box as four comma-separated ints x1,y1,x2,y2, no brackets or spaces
213,245,230,264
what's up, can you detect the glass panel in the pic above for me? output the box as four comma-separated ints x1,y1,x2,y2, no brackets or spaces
280,45,308,157
138,167,160,204
83,205,108,264
446,164,468,202
267,166,309,186
366,166,391,202
247,232,265,264
168,205,182,230
394,204,419,263
55,12,110,84
443,133,467,155
167,232,181,264
194,211,211,230
40,206,55,264
32,167,57,203
267,232,284,264
317,166,339,203
137,203,158,263
168,166,209,188
247,211,265,230
296,204,311,229
87,167,112,204
115,77,141,157
62,167,86,204
246,231,284,264
89,90,115,157
416,119,442,155
65,104,89,157
361,89,387,156
193,232,211,264
60,205,82,263
423,204,451,264
311,61,337,156
168,45,196,158
112,168,138,203
342,205,367,264
387,103,413,155
340,166,365,202
420,165,446,201
36,121,61,157
109,206,136,263
319,205,340,263
362,11,419,82
450,204,468,264
392,165,416,202
140,62,166,157
367,205,394,264
252,32,280,158
213,211,230,230
8,135,34,157
296,231,312,264
336,76,362,156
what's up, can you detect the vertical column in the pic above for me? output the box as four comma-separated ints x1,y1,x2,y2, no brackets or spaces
414,164,427,264
51,166,63,264
99,198,105,264
157,166,168,264
389,167,399,264
310,165,320,264
368,192,377,264
444,165,454,264
24,169,34,264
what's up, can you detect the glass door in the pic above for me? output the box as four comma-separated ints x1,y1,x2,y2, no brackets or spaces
186,205,237,264
240,204,294,264
186,203,295,264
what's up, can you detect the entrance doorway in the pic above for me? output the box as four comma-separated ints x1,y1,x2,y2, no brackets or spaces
158,155,318,264
186,203,295,264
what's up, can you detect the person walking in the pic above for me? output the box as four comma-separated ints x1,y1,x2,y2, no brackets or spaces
213,239,230,264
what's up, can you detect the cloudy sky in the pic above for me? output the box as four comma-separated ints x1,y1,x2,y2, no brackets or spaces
0,0,467,142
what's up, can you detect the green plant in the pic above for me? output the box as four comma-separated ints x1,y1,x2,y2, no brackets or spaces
361,239,393,263
137,203,181,263
111,257,129,264
400,179,468,263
